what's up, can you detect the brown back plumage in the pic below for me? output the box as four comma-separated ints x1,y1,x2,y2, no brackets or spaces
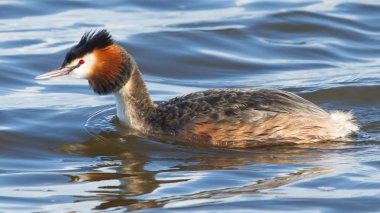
148,88,328,130
144,88,337,147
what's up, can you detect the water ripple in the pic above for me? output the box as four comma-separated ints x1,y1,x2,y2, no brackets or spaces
0,0,379,212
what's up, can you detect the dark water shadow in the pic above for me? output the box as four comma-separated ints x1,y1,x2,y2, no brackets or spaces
57,121,356,211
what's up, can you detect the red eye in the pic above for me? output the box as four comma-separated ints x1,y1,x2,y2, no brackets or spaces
78,59,85,65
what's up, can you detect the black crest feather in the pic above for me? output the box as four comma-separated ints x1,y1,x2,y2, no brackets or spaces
62,29,114,66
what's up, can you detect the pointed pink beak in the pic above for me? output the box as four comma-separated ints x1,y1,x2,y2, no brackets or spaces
35,67,73,80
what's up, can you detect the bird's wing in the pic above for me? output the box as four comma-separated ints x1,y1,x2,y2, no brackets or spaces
151,88,328,132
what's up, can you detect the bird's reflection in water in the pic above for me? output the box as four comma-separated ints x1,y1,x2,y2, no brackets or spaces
58,125,353,211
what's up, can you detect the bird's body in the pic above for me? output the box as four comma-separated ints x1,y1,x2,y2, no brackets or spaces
113,64,358,148
36,30,359,148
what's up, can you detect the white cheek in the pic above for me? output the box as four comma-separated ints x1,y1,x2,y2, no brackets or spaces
69,54,96,79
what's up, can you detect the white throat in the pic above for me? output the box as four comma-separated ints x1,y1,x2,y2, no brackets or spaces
114,92,130,125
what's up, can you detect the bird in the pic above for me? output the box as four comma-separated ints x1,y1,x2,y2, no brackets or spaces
36,30,359,148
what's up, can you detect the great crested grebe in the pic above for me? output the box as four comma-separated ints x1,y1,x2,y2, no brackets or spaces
36,30,359,148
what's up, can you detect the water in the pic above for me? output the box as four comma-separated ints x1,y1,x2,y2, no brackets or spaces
0,0,379,212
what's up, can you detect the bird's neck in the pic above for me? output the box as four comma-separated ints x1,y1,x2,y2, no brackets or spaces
114,58,155,131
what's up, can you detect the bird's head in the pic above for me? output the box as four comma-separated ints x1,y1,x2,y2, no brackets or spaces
36,30,131,95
